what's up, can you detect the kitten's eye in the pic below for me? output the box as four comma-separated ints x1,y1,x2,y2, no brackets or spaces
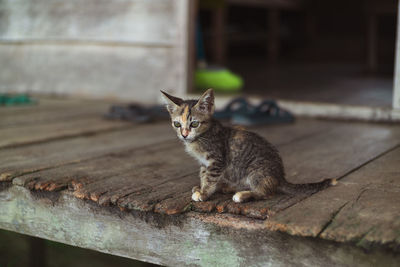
190,121,199,128
173,121,181,128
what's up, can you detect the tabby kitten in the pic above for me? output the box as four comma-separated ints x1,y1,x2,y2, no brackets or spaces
161,89,336,203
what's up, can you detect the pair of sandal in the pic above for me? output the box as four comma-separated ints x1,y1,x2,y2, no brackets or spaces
105,98,294,125
104,104,169,123
214,98,294,126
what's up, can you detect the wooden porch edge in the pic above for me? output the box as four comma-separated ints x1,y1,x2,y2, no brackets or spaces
1,186,398,267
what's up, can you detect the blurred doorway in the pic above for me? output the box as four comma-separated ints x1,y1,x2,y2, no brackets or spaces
196,0,397,108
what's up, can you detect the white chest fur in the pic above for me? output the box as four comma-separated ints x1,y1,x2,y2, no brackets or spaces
184,142,210,167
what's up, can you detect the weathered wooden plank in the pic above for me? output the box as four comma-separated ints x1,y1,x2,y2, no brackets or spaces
265,147,400,249
0,118,328,218
1,186,399,266
2,111,400,259
0,44,185,102
265,183,365,236
280,122,400,183
0,122,175,181
190,192,305,220
8,119,333,216
192,193,232,213
14,142,174,190
75,146,198,208
5,117,399,222
7,119,327,185
0,117,130,148
0,101,112,128
153,191,192,215
8,119,400,220
11,139,199,214
251,118,333,146
320,184,400,250
319,147,400,247
117,174,197,212
0,0,178,44
343,146,400,186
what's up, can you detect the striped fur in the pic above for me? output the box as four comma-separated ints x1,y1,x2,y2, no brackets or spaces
161,89,336,203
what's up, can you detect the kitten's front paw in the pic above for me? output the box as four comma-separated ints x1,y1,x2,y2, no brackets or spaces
232,193,243,203
192,191,203,202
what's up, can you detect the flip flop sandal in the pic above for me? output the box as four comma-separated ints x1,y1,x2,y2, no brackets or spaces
104,104,169,123
214,97,253,120
231,100,295,126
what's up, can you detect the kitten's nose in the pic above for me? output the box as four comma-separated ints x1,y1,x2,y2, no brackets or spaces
181,129,189,138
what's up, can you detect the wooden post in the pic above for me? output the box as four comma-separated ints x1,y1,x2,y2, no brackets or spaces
394,2,400,109
268,8,280,63
212,6,227,65
186,0,198,93
367,13,378,72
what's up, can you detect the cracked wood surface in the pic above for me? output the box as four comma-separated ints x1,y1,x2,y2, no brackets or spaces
1,98,400,255
265,146,400,250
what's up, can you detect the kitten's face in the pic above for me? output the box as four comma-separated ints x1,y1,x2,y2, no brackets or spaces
161,89,215,142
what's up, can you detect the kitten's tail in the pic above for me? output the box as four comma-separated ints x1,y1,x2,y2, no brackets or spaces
277,178,337,195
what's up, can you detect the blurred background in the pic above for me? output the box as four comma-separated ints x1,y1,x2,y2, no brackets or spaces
197,0,396,107
0,0,397,108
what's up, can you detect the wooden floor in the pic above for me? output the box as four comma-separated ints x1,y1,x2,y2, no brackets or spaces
1,97,399,266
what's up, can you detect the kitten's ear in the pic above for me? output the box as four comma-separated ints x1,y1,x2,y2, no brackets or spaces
194,88,215,115
160,90,183,113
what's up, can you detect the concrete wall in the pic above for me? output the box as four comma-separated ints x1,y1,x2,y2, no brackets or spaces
0,0,189,103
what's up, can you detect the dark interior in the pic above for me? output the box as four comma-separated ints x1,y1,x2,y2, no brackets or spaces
199,0,397,107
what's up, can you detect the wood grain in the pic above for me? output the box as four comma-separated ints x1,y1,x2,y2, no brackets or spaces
320,184,400,249
0,122,175,181
280,122,400,183
320,147,400,247
0,117,130,148
0,101,111,128
266,146,400,249
2,98,400,250
6,118,334,218
10,119,400,222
